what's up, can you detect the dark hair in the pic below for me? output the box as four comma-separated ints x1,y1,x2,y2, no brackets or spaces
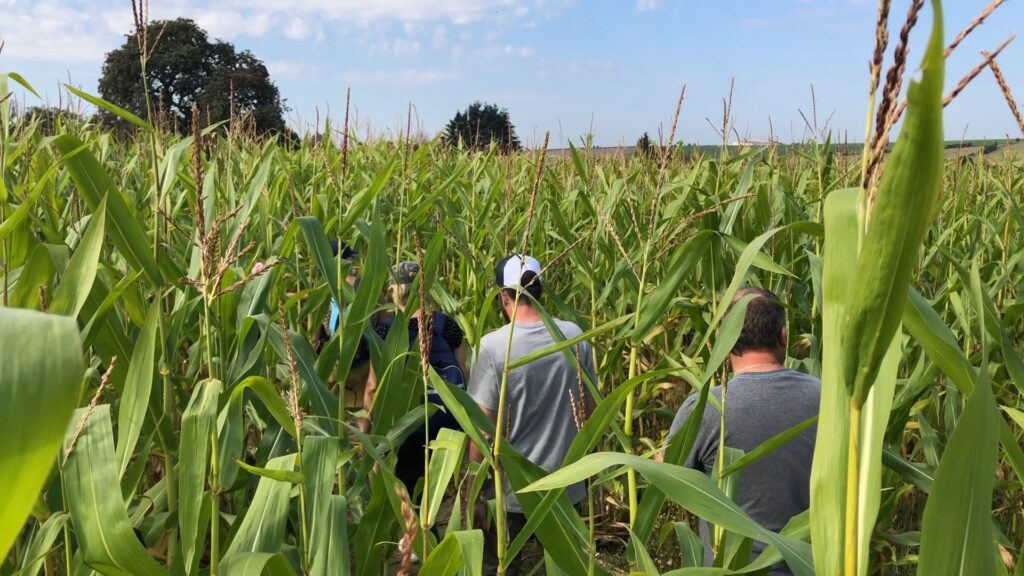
500,270,543,303
729,287,786,355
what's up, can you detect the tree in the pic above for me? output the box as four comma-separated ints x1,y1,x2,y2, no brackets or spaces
635,131,655,158
443,102,521,152
98,18,287,134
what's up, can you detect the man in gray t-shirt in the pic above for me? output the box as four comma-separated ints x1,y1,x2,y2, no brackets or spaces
665,287,820,576
467,254,596,574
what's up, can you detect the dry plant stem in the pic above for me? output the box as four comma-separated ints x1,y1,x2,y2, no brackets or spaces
63,357,117,466
945,0,1006,58
868,35,1011,206
277,304,310,570
396,485,418,576
626,88,686,530
593,200,640,281
860,0,891,183
875,0,922,143
414,232,432,558
943,35,1015,108
492,131,549,574
984,54,1024,136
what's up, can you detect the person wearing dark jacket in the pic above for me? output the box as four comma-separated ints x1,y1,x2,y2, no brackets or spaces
362,260,467,497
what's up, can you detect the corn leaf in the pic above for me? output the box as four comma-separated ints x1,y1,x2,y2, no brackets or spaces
841,0,944,405
114,302,159,478
61,405,165,575
50,197,106,317
0,309,82,560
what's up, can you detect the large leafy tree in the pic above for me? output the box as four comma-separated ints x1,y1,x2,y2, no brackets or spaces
98,18,287,134
443,101,521,152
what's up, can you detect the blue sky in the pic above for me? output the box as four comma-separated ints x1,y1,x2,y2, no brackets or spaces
2,0,1022,146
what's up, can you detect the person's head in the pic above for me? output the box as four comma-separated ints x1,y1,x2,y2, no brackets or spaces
729,286,787,362
389,260,420,310
494,254,543,316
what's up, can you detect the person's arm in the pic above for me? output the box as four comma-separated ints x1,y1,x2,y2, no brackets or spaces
359,365,377,433
454,344,467,380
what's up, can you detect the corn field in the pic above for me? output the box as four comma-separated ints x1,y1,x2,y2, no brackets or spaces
2,1,1024,574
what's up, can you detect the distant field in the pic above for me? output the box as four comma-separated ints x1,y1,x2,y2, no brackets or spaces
546,137,1024,161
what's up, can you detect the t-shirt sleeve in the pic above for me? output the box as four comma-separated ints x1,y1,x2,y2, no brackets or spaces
467,346,499,411
443,316,464,349
666,393,710,471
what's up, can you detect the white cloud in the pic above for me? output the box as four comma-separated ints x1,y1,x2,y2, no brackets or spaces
267,59,320,80
0,0,114,61
432,26,448,48
503,43,535,58
369,38,421,58
284,17,311,40
1,0,564,65
635,0,658,12
193,8,275,39
342,67,459,86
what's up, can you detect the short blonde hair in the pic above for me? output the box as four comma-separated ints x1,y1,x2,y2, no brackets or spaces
390,282,412,309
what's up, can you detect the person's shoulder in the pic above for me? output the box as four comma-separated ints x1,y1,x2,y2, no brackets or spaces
782,369,822,396
479,324,511,350
783,369,822,386
681,385,724,410
552,318,584,338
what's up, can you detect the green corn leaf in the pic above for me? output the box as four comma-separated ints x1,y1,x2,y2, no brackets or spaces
629,231,713,342
809,187,857,575
0,309,83,560
502,449,607,576
236,461,304,484
17,512,68,576
114,302,159,478
722,416,818,477
522,454,813,576
423,428,467,528
310,495,351,576
61,405,165,575
221,552,297,576
917,322,999,572
50,196,106,317
179,379,222,569
297,216,341,307
628,527,661,575
52,135,165,286
220,454,298,567
65,86,152,131
674,522,704,568
841,0,945,406
453,529,484,576
217,375,297,490
302,436,338,568
418,532,464,576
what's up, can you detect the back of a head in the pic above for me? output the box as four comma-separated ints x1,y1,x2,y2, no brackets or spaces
390,261,420,308
730,287,786,356
495,255,544,303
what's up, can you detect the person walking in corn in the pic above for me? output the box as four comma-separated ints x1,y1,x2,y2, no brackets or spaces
466,254,596,575
361,260,468,497
663,287,820,575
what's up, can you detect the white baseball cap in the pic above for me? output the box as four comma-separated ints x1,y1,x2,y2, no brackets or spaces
495,254,542,288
